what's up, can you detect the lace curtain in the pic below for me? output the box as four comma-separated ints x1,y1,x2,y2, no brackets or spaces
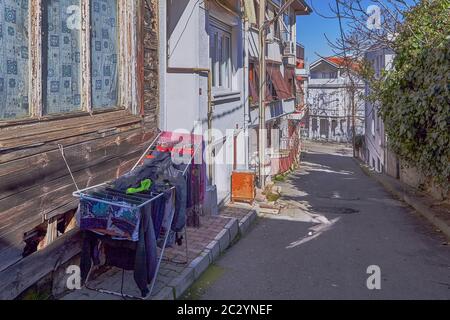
91,0,118,109
0,0,29,120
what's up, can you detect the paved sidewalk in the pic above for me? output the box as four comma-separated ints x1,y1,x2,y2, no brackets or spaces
61,205,257,300
357,160,450,240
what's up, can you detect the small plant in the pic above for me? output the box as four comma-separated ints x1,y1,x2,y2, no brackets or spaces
274,174,286,182
266,192,281,202
263,184,281,202
20,287,52,300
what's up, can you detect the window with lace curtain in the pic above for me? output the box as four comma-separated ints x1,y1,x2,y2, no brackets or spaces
0,0,123,121
0,0,29,120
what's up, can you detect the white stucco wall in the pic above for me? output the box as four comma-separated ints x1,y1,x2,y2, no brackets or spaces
364,48,395,172
162,0,247,205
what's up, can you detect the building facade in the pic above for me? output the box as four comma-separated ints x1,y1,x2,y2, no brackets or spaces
0,0,160,299
160,0,310,198
159,0,247,205
246,0,311,183
306,57,365,143
0,0,312,298
364,47,396,174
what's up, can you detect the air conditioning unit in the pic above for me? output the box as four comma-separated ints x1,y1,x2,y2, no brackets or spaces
283,44,295,56
283,42,295,56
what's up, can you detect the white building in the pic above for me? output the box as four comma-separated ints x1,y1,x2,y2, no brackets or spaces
159,0,248,205
158,0,311,204
306,57,365,143
364,47,395,173
246,0,311,183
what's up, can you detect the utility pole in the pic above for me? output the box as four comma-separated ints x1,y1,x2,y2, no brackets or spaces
335,0,357,158
257,0,298,188
351,88,357,158
258,0,266,189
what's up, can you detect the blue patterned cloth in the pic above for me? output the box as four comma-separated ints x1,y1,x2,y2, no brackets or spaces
43,0,82,114
91,0,118,109
0,0,119,119
79,198,141,241
0,0,30,119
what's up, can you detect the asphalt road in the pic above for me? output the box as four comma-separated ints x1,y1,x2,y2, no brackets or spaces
194,142,450,300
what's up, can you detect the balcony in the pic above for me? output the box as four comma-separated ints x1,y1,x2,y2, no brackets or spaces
296,68,309,78
282,42,296,65
249,98,296,125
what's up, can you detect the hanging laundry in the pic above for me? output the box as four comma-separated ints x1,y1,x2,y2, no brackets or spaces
79,199,141,241
114,150,187,233
126,179,153,195
80,203,156,298
80,189,174,298
157,190,176,248
183,141,207,227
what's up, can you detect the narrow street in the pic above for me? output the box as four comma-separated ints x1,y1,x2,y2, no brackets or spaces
192,142,450,300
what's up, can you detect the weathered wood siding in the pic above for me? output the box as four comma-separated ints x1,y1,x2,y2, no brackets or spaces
143,0,160,126
0,0,159,299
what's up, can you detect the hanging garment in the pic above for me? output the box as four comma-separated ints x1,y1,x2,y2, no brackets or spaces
113,150,187,232
79,198,141,241
151,193,166,237
157,190,177,248
80,202,157,298
127,179,153,195
182,149,206,228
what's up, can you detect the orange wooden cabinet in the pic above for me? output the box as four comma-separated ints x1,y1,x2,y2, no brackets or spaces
231,171,256,203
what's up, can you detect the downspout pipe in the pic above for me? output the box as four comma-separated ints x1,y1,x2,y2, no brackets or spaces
240,0,250,170
165,1,243,181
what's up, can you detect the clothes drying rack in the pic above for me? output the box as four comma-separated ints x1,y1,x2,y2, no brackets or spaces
59,131,203,299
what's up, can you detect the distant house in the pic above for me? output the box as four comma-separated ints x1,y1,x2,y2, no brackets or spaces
306,56,365,143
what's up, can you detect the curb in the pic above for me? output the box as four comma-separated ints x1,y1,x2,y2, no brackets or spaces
357,161,450,240
238,210,258,235
161,210,257,300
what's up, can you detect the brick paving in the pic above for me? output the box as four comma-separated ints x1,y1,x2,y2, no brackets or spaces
221,203,255,220
62,205,256,300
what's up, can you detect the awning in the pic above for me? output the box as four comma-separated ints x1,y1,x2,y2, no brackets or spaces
210,0,240,26
267,64,292,100
284,66,296,97
249,63,259,104
254,64,273,102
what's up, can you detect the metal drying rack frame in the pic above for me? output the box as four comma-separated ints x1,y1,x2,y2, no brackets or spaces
60,131,203,299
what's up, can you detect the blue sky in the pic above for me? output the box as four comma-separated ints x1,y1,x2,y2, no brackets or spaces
296,0,415,65
296,0,343,64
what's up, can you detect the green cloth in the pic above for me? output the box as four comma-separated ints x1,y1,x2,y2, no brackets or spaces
126,179,153,195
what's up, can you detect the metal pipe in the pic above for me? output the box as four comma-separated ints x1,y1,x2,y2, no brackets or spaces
131,131,163,172
258,0,267,189
77,187,175,210
241,0,250,170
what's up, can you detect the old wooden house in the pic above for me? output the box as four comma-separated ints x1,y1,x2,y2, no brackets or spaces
0,0,160,299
